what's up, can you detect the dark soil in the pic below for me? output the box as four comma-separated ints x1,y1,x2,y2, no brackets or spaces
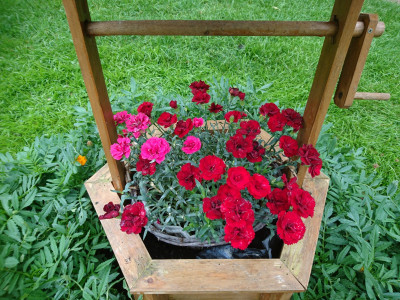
140,226,283,259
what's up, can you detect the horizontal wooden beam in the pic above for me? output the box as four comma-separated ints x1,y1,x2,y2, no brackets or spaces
354,92,390,100
86,20,385,37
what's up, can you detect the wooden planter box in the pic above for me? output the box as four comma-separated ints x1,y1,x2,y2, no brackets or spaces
85,165,329,300
63,0,382,298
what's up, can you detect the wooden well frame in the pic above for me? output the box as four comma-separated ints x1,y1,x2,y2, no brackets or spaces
63,0,385,298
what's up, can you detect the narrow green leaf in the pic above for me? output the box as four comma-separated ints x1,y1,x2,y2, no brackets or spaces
5,257,19,268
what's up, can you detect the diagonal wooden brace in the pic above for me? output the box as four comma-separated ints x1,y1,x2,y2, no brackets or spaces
296,0,365,186
334,14,379,108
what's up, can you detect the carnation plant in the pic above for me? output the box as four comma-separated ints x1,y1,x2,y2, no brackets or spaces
101,80,323,250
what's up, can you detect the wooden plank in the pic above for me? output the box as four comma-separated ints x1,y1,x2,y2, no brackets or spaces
131,259,304,294
260,293,293,300
169,293,259,300
86,20,385,37
63,0,126,191
296,0,365,186
85,164,152,288
354,92,390,100
280,172,330,288
334,14,379,108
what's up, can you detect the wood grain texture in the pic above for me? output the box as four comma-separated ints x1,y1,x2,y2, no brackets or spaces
354,92,390,100
86,20,384,37
87,164,329,297
85,164,151,288
169,293,259,300
334,14,379,108
280,172,330,288
260,293,293,300
131,259,304,294
296,0,365,185
63,0,126,191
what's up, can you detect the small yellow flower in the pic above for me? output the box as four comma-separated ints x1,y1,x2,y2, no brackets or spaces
76,155,87,166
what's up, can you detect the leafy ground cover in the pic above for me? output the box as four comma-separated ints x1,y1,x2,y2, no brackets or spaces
0,0,399,298
0,0,399,184
0,92,399,299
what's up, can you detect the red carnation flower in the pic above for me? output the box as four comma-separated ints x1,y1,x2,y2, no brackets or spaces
221,197,255,228
99,202,120,220
224,223,255,250
169,100,178,109
177,163,202,190
309,158,322,177
174,119,194,138
203,196,223,220
291,189,315,218
217,184,242,202
189,80,210,94
298,144,320,165
279,135,299,157
120,202,148,234
237,120,261,138
199,155,226,182
227,166,251,190
192,91,211,105
267,113,287,132
246,141,265,163
266,188,290,215
226,133,254,159
136,155,156,176
277,211,306,245
224,111,247,123
229,87,245,101
259,103,280,117
282,108,303,132
247,174,271,199
298,144,322,177
282,174,300,194
137,101,153,118
209,102,223,113
157,112,177,128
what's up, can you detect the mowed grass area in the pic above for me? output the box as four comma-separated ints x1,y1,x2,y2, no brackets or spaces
0,0,399,183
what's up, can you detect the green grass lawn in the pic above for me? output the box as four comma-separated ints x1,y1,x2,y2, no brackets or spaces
0,0,399,183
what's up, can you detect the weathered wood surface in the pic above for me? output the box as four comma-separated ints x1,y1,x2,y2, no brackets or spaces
354,92,390,100
260,293,293,300
131,259,303,294
88,164,329,298
63,0,126,191
85,164,151,285
296,0,365,186
86,20,384,37
280,172,330,288
334,14,379,108
136,292,292,300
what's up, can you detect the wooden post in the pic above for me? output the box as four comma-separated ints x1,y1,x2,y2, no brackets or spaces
334,14,379,108
296,0,365,186
63,0,126,191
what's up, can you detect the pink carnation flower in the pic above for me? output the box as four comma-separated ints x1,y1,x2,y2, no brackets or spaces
114,111,131,124
141,137,171,164
182,136,202,154
110,137,131,160
126,113,151,138
193,117,204,128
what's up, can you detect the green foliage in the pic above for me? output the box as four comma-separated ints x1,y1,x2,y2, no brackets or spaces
0,108,130,299
1,0,399,185
295,125,400,300
0,90,399,298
